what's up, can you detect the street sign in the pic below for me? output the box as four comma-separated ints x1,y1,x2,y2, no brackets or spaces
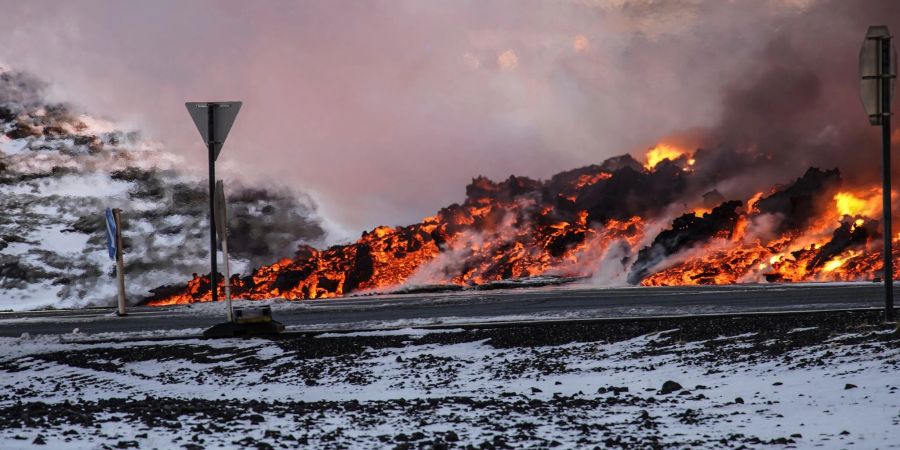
185,101,242,309
860,25,896,322
860,26,896,126
214,180,228,245
186,102,242,161
105,208,117,261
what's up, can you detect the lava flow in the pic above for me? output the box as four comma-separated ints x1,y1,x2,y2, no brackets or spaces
145,144,899,306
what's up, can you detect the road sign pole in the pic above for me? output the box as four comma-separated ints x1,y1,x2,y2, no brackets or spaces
113,208,127,316
215,180,233,322
208,106,219,305
861,27,896,322
223,233,233,322
187,101,240,309
881,34,895,322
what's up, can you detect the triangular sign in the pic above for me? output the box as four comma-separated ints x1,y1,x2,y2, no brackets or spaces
185,101,242,160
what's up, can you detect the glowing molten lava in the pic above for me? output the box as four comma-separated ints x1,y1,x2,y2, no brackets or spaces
145,144,899,306
644,144,688,170
833,191,880,217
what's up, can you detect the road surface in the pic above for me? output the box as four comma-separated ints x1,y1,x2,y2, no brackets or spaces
0,283,891,337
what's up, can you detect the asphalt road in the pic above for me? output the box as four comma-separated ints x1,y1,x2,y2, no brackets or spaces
0,283,892,337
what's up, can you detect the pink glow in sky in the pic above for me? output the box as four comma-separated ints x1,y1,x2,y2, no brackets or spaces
0,0,897,238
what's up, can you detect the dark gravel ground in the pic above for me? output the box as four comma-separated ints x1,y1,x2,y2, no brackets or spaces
1,309,898,449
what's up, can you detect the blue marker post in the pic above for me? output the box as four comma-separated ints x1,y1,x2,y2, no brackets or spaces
105,208,126,316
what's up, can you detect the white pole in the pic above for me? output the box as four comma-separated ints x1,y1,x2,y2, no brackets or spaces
113,208,127,316
223,234,233,322
214,179,233,322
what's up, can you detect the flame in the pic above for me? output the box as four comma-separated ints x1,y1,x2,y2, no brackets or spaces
573,172,612,189
834,191,879,217
746,192,764,213
822,250,861,273
644,144,686,170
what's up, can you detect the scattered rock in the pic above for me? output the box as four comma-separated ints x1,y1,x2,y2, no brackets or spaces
658,381,683,395
597,386,629,395
844,384,857,390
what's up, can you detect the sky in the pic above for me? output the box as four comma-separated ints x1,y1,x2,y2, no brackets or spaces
0,0,896,239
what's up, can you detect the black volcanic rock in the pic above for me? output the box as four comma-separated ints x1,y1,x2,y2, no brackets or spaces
579,163,688,223
466,175,543,203
806,218,878,271
658,380,683,395
600,154,645,173
628,200,743,284
756,167,842,232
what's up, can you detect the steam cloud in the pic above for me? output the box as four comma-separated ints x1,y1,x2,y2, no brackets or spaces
0,0,898,238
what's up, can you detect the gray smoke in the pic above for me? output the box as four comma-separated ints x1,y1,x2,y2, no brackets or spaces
690,0,900,199
5,0,891,235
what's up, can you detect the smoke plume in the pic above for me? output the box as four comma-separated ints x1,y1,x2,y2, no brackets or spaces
2,1,896,236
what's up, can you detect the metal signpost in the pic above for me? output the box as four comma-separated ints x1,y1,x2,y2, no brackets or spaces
105,207,127,316
186,101,284,338
860,26,897,322
215,180,233,322
185,101,242,309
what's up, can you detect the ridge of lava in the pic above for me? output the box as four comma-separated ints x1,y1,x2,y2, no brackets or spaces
145,145,896,306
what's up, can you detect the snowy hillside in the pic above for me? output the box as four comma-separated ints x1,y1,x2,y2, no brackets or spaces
0,310,896,448
0,68,325,311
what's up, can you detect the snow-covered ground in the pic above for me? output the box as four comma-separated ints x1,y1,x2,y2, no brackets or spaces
1,310,897,449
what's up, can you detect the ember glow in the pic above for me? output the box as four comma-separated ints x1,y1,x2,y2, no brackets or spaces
643,144,688,170
833,191,880,217
145,144,898,306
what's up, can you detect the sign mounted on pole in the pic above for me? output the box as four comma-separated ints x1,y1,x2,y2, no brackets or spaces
185,101,242,309
186,102,242,161
105,208,117,261
859,25,897,322
860,26,896,125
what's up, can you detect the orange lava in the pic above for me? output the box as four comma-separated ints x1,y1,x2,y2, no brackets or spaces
147,145,897,306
